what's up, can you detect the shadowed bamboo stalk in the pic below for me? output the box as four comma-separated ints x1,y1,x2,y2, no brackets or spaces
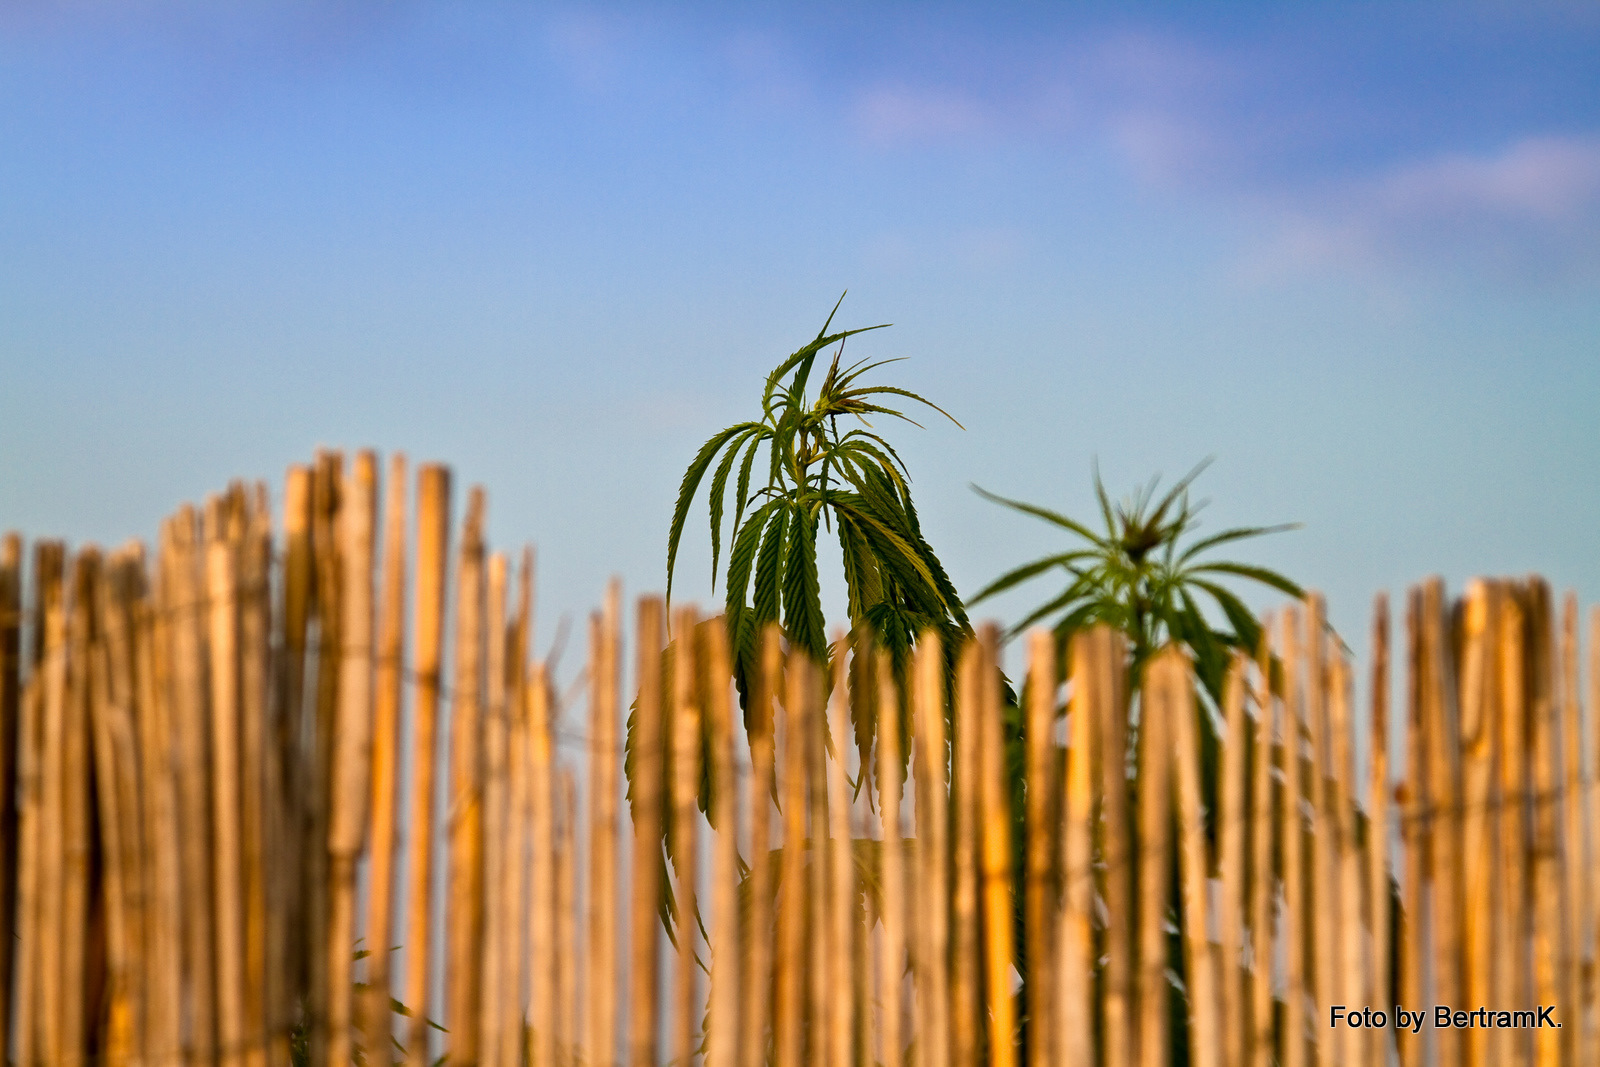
1247,627,1276,1067
912,632,951,1067
825,636,856,1067
877,647,907,1067
951,639,983,1067
1024,627,1056,1067
1101,628,1134,1067
707,617,741,1067
502,552,533,1067
589,582,623,1067
240,488,273,1067
976,626,1018,1067
0,534,20,1067
1056,628,1100,1067
739,626,781,1067
140,542,184,1067
1524,579,1568,1066
775,649,813,1067
1398,590,1425,1067
807,646,830,1067
1167,645,1218,1067
1280,608,1305,1067
1560,592,1589,1067
1218,653,1248,1067
1366,596,1392,1067
403,465,452,1067
1305,593,1338,1062
480,553,510,1067
1135,645,1171,1067
1330,650,1366,1067
1590,607,1600,1060
447,487,487,1066
1459,581,1499,1067
327,452,377,1067
528,662,557,1067
277,465,314,1057
57,550,96,1067
307,450,345,1065
363,454,408,1066
629,597,666,1067
1423,578,1463,1067
671,606,702,1067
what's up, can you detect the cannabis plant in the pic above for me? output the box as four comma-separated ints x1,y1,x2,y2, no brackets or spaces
665,296,968,755
969,460,1301,711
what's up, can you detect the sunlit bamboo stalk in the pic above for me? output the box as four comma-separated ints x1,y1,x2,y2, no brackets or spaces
629,597,666,1067
912,632,951,1067
707,616,742,1067
877,647,908,1067
739,626,781,1067
588,581,623,1067
950,638,983,1067
1167,645,1218,1067
1056,628,1100,1067
1024,627,1057,1067
671,606,702,1067
1218,653,1248,1067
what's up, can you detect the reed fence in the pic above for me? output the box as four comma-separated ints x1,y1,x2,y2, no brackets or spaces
1,449,1598,1066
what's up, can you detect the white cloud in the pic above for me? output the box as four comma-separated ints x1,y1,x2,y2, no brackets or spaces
853,83,990,144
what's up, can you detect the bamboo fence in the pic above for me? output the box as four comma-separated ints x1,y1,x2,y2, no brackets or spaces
2,452,1599,1066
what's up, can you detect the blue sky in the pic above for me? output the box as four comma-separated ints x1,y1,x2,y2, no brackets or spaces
3,1,1598,662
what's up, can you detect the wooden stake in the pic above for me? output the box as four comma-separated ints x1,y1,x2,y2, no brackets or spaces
1398,589,1425,1067
739,625,781,1067
1305,593,1339,1062
1218,653,1248,1067
707,618,741,1067
92,555,137,1064
139,545,184,1067
1024,628,1057,1067
825,636,857,1067
240,489,272,1067
0,532,20,1064
480,553,510,1067
403,465,452,1067
276,465,314,1051
1422,578,1463,1067
1458,581,1499,1067
671,606,702,1067
774,648,812,1067
1167,646,1219,1067
502,552,533,1067
527,663,557,1067
629,598,666,1067
1366,596,1392,1067
911,632,951,1067
364,454,409,1066
588,581,623,1067
446,487,486,1066
1331,651,1366,1067
950,638,983,1067
1101,629,1134,1067
307,450,345,1065
1056,628,1100,1067
1135,644,1172,1067
556,769,580,1067
976,627,1018,1067
1523,579,1568,1066
1247,626,1276,1067
1560,592,1589,1067
877,647,908,1067
1280,608,1305,1067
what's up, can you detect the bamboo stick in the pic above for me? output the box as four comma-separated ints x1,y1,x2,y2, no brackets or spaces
1280,608,1305,1067
1523,579,1568,1065
976,626,1018,1067
240,489,272,1067
1560,592,1589,1067
363,454,409,1066
447,487,487,1066
671,606,702,1067
276,465,314,1054
1101,629,1134,1067
12,541,62,1067
707,617,741,1067
1422,578,1463,1067
58,549,98,1067
877,646,908,1067
775,648,812,1067
1490,588,1530,1067
204,500,248,1067
807,644,830,1067
556,769,579,1067
139,545,184,1067
1218,653,1248,1067
307,451,345,1065
1247,626,1276,1067
1398,589,1425,1067
739,625,781,1067
1135,645,1172,1067
1056,628,1100,1067
1331,650,1366,1067
1167,645,1219,1067
527,662,556,1067
403,465,452,1067
825,636,857,1067
0,532,19,1064
326,454,377,1067
1024,628,1056,1067
1458,581,1498,1067
1589,606,1600,1062
1365,597,1391,1067
950,638,983,1067
1305,593,1339,1065
588,582,623,1067
911,632,951,1067
480,553,510,1067
629,598,666,1067
501,552,532,1067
